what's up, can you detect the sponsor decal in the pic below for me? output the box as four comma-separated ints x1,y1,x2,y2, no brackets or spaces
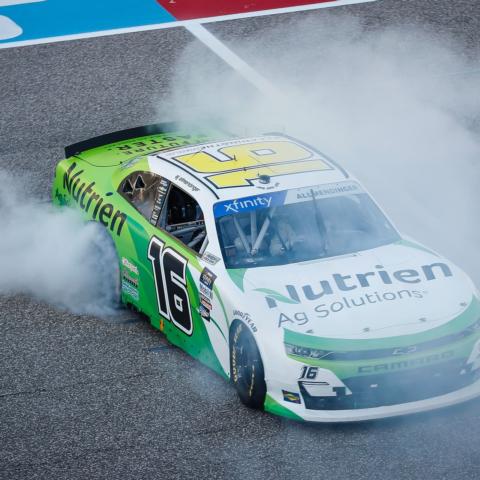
199,283,213,300
174,174,200,192
63,162,127,235
114,135,208,156
199,304,211,320
202,251,221,266
263,263,453,308
233,309,258,333
199,267,217,321
255,263,454,324
122,280,139,301
200,267,217,289
214,191,286,218
294,181,361,201
276,290,427,327
282,390,301,404
150,177,169,225
213,181,362,218
122,257,139,275
122,271,139,288
201,296,212,311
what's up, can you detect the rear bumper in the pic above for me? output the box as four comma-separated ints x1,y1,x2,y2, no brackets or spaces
269,378,480,423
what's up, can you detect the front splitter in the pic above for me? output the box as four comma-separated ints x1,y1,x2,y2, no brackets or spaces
268,378,480,423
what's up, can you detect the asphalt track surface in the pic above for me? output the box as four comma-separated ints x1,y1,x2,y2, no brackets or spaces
1,1,480,479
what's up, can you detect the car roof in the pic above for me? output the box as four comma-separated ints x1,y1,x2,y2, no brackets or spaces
149,134,351,203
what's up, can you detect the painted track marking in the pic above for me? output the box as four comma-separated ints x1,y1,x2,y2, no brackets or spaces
0,0,44,5
157,0,365,20
185,22,282,98
0,0,377,49
0,14,21,39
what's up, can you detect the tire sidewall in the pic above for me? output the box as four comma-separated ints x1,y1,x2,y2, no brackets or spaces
230,321,267,409
88,221,122,308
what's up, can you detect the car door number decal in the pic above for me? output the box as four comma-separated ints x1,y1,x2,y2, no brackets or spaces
148,236,193,335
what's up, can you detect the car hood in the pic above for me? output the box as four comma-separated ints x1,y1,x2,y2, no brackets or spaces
234,240,478,340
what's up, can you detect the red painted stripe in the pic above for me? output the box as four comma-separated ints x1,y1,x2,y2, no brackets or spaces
157,0,337,21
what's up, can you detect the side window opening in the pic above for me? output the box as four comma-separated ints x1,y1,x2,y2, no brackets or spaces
159,185,207,254
119,171,168,223
120,172,207,255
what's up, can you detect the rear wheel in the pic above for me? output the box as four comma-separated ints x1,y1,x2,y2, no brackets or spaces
230,322,267,409
88,222,122,309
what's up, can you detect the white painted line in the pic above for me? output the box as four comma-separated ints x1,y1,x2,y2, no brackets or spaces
0,15,22,40
0,0,377,49
185,22,282,98
0,0,45,6
0,19,179,49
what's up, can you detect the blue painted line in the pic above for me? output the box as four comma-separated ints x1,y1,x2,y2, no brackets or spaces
0,0,175,44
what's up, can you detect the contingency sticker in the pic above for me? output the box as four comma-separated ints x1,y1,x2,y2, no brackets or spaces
121,257,140,300
199,267,217,320
202,251,221,266
150,177,170,225
122,280,139,301
122,257,139,275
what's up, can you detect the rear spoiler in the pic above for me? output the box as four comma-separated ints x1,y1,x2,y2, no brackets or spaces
64,122,180,158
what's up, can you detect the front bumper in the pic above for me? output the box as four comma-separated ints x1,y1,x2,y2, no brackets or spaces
265,339,480,422
264,296,480,422
301,357,479,410
274,377,480,423
266,361,480,422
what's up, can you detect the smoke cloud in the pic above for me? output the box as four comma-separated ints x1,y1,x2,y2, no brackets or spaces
0,170,118,315
159,13,480,285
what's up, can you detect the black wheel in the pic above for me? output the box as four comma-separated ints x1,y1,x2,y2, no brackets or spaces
230,322,267,409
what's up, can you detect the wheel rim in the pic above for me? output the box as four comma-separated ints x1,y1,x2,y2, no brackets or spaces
234,334,258,398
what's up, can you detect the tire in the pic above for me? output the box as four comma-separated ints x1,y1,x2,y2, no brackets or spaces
230,321,267,409
88,222,122,309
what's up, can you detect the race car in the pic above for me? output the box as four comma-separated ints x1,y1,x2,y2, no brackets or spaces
52,123,480,422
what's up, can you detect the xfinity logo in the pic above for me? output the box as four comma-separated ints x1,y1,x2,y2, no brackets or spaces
223,196,272,214
214,190,287,218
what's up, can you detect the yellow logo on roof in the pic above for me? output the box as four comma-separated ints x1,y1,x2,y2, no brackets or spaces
160,137,332,189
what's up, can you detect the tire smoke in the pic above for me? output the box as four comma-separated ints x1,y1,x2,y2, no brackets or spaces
159,13,480,286
0,170,118,315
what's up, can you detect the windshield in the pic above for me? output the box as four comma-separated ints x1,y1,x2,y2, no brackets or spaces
214,181,400,269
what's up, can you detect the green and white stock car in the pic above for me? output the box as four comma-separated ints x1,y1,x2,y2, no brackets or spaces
52,123,480,422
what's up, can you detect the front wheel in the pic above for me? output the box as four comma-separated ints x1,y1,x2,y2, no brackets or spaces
230,322,267,409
